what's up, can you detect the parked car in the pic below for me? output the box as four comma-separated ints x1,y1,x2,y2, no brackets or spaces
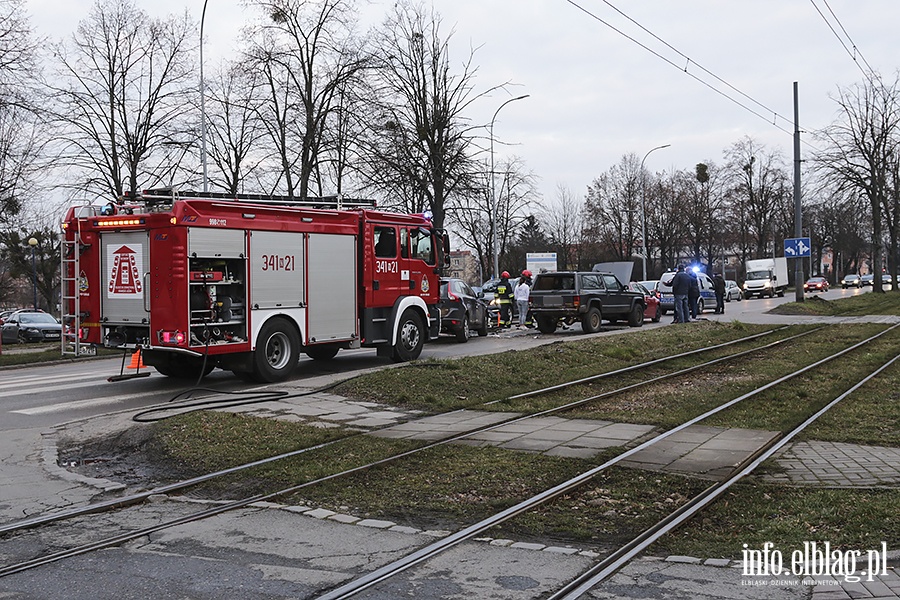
658,270,716,315
804,277,830,293
638,280,661,298
528,271,645,333
724,280,743,302
860,274,874,287
841,274,861,288
0,310,62,344
439,277,489,342
0,309,18,325
627,281,662,323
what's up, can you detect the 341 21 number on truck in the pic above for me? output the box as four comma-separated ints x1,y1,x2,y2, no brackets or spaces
61,189,450,382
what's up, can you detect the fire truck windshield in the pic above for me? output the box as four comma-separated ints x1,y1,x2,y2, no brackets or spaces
410,228,434,264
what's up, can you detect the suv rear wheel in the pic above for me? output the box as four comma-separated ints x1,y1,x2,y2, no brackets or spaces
536,315,558,334
581,306,602,333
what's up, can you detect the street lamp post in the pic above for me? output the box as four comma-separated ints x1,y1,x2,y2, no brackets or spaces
199,0,209,193
490,94,529,280
28,237,38,309
639,144,670,280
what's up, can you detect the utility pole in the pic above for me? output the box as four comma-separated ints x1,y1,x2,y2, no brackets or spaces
199,0,209,192
489,94,529,280
793,82,804,303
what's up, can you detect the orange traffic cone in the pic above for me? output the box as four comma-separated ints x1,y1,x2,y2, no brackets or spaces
127,349,146,369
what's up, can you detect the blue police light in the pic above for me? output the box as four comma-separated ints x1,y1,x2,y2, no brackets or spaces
691,265,701,274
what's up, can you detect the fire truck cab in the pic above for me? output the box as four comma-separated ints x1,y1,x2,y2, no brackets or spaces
61,190,449,383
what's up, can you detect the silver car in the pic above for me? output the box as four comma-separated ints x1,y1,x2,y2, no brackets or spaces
841,274,861,288
725,280,742,302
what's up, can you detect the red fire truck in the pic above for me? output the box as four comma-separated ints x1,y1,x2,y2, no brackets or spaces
61,189,449,382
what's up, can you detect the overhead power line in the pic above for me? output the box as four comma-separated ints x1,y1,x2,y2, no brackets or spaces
563,0,796,138
809,0,877,81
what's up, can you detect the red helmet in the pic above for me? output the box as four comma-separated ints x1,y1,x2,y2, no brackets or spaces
522,270,532,277
501,271,510,278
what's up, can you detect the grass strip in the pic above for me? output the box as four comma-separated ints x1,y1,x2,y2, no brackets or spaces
333,321,773,412
773,291,900,316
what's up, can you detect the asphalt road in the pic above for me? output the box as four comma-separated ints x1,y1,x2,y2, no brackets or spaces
0,286,868,432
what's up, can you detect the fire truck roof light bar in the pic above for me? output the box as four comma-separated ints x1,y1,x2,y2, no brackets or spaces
123,188,376,210
94,218,146,227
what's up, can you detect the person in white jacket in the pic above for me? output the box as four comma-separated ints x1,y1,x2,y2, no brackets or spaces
513,270,532,328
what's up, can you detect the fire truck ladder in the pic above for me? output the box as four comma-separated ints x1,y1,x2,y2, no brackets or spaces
60,220,85,357
126,188,377,210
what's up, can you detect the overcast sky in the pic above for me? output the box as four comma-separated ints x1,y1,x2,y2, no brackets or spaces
25,0,900,205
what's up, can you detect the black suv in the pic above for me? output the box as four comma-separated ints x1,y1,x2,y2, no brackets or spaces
528,271,646,334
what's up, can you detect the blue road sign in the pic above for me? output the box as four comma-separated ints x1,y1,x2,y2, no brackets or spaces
784,237,811,258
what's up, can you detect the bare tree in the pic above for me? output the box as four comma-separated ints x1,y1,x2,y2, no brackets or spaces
204,62,268,194
582,153,643,265
449,168,492,280
541,184,583,270
816,74,900,292
363,1,493,230
246,0,368,199
0,0,41,223
644,169,690,274
0,0,39,106
48,0,196,199
723,137,791,264
0,100,41,223
450,156,536,278
494,156,538,265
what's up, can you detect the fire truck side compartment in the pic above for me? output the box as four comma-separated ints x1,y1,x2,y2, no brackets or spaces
249,231,304,309
189,227,245,258
101,231,150,326
306,233,358,343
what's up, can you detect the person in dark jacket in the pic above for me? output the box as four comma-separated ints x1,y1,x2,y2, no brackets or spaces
670,265,692,323
496,271,514,328
688,271,700,319
713,273,726,314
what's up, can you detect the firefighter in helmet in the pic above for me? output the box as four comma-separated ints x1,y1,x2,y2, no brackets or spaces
496,271,514,328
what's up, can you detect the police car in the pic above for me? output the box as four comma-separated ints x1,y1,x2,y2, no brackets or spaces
657,269,716,315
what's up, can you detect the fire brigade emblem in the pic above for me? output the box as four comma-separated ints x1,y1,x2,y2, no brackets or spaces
420,276,430,294
107,245,143,298
78,270,89,294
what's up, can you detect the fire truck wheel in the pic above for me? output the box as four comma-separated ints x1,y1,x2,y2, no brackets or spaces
306,346,339,361
392,309,425,362
253,318,300,382
147,351,215,380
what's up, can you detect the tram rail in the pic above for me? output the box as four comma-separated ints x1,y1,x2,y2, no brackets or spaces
0,325,792,538
315,322,900,599
1,323,893,594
